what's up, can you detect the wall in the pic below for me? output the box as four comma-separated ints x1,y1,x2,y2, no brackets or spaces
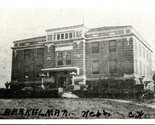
11,48,44,82
43,44,55,68
86,37,134,80
133,35,153,81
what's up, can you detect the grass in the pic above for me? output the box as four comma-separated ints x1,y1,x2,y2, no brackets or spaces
0,98,155,119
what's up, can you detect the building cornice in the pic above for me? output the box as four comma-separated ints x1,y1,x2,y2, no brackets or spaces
13,36,46,44
46,24,88,32
11,44,44,50
86,33,153,52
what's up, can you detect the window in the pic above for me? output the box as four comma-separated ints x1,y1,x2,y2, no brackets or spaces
66,52,71,65
147,66,149,78
139,43,141,57
143,47,145,59
149,52,151,62
144,64,146,76
143,64,145,76
109,59,117,73
92,60,99,74
48,35,52,40
69,33,72,38
47,56,51,60
54,34,56,40
146,50,148,61
72,32,75,38
92,42,99,54
134,40,137,55
61,34,64,39
14,43,18,47
139,61,142,76
109,40,116,52
36,65,42,77
37,48,43,59
65,33,68,39
19,43,25,46
23,66,29,78
135,42,138,55
129,38,133,45
142,46,145,58
24,49,30,60
57,52,63,66
57,34,60,40
135,59,138,74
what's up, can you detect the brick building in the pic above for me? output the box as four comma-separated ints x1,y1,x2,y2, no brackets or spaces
11,24,153,87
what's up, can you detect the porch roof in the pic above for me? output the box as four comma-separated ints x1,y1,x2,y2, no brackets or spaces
41,67,80,75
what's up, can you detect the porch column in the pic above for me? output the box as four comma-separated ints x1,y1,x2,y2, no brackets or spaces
47,72,49,77
70,72,76,85
40,73,46,89
72,75,75,85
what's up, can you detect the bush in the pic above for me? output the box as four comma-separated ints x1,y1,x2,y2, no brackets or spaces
72,79,143,99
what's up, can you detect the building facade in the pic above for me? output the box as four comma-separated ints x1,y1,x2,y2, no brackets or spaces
11,24,153,87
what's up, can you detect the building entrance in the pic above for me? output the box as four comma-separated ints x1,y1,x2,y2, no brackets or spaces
42,67,79,88
58,76,66,88
57,72,72,88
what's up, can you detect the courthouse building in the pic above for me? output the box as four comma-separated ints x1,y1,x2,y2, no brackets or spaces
11,24,153,87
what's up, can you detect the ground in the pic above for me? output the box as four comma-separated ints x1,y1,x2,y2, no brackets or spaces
0,98,155,119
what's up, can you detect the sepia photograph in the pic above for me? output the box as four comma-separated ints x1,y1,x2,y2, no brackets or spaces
1,0,155,121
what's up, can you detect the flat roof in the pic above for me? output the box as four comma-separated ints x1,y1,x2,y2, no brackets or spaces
13,36,46,43
88,25,132,33
46,24,88,32
42,67,80,72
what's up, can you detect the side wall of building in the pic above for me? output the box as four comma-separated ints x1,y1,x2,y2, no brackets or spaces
133,35,153,81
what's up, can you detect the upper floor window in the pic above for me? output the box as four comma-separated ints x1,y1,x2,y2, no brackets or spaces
14,43,18,47
54,34,56,40
65,33,68,39
57,52,63,66
48,35,52,40
57,34,60,40
143,46,145,59
54,32,75,40
36,65,43,77
109,59,117,73
139,61,142,76
24,49,30,60
23,66,29,78
92,42,99,54
135,59,138,74
143,64,145,76
149,52,152,63
37,48,43,59
19,43,25,46
109,40,116,52
129,38,133,45
61,34,64,39
69,33,73,38
139,43,141,57
146,50,149,61
92,60,99,74
135,41,137,55
66,52,71,65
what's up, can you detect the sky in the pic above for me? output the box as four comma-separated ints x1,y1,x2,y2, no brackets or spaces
1,0,155,87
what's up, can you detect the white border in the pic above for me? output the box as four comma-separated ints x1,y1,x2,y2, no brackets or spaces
1,0,155,124
1,119,155,124
0,0,155,8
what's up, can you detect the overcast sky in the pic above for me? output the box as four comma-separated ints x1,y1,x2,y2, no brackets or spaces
0,0,155,87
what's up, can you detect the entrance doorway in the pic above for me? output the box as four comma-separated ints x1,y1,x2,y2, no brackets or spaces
58,76,66,88
57,74,72,88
